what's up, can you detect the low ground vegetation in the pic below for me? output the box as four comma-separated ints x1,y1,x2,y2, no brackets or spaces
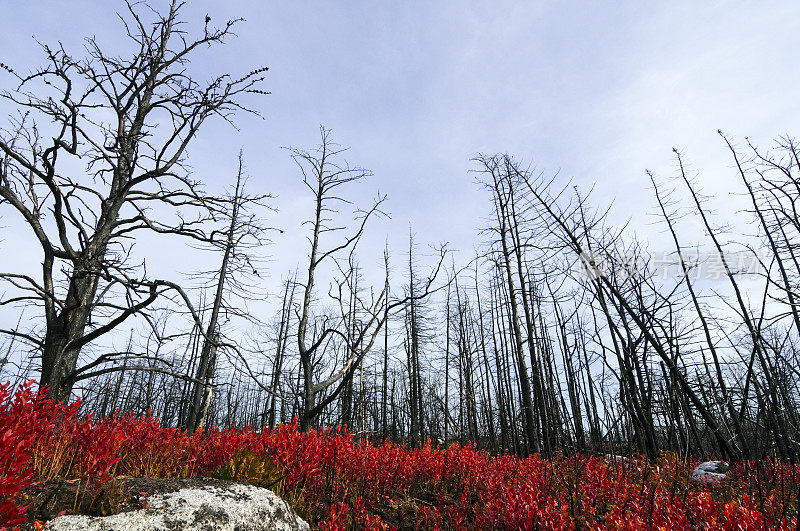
1,382,798,530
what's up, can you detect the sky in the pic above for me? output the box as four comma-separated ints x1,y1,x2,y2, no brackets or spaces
1,1,800,354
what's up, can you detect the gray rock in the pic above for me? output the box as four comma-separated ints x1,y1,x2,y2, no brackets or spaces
45,483,309,531
691,461,729,483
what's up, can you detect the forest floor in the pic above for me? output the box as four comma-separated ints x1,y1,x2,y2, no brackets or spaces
17,476,435,530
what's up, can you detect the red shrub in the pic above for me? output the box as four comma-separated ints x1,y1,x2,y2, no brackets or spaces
0,381,798,529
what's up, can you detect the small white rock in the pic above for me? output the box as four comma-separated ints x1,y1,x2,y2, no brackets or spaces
691,461,729,484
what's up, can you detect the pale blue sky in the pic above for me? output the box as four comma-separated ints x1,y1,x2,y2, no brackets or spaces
2,1,799,349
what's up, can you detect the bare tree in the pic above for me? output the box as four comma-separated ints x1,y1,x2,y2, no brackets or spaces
289,128,446,430
184,153,271,432
0,1,268,400
476,154,549,456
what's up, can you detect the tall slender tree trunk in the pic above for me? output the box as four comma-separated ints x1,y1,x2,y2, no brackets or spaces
186,163,244,432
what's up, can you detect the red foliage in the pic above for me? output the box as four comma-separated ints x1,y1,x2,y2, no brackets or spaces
0,382,799,530
0,382,42,528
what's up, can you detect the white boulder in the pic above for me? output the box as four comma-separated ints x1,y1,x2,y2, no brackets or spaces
45,482,309,531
